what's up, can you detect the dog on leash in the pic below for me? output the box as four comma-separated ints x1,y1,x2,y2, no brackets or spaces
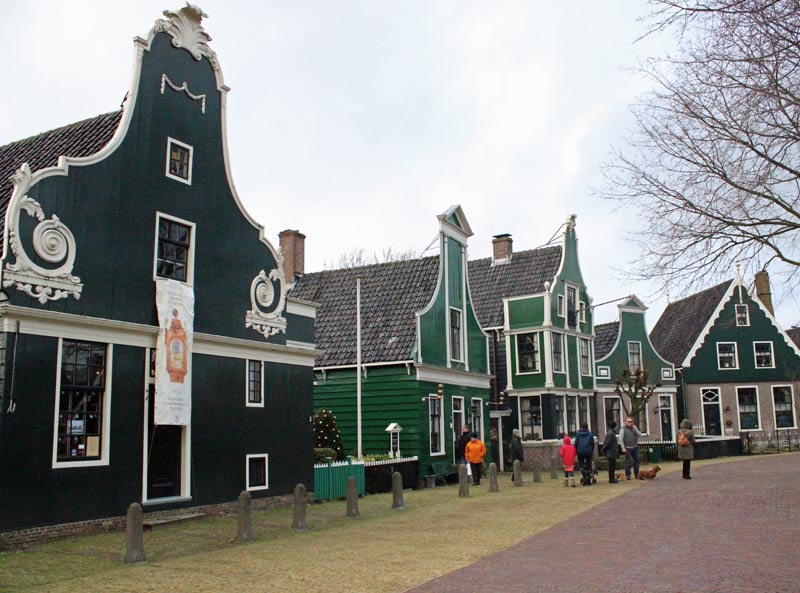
636,466,661,480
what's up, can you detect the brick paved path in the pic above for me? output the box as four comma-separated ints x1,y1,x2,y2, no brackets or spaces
406,453,800,593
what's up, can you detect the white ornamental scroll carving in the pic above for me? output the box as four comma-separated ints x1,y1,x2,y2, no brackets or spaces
153,4,219,70
245,268,287,338
3,164,83,303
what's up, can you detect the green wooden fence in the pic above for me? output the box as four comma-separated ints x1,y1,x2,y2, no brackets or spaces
313,457,365,501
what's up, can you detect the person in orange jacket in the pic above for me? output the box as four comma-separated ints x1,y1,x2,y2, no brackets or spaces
465,433,487,485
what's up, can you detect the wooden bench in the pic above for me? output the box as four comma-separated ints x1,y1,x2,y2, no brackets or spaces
426,460,459,487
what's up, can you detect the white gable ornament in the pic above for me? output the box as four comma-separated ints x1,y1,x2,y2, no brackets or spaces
245,268,287,338
2,164,83,304
154,4,219,69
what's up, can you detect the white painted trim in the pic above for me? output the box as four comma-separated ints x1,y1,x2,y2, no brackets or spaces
245,359,265,408
51,341,113,469
444,237,451,369
451,395,465,463
164,137,194,185
515,332,542,375
315,359,415,372
771,384,797,429
700,386,722,434
735,385,762,431
596,365,611,379
416,364,491,389
627,340,643,373
602,394,623,431
753,341,775,369
285,339,316,351
461,243,470,372
505,330,514,390
471,396,485,441
544,330,555,387
449,306,464,364
285,297,318,318
716,341,739,370
246,453,269,491
428,395,446,455
551,332,565,374
734,303,750,326
153,212,196,287
579,337,592,377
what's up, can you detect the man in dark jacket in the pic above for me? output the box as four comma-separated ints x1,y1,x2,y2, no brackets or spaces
573,422,595,485
510,428,524,481
455,424,471,465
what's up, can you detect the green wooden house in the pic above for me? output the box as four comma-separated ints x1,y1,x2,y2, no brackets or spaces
289,206,491,478
0,6,317,539
594,296,678,439
650,274,800,437
473,215,596,443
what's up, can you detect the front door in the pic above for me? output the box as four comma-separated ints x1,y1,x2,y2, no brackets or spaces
147,385,182,499
659,395,673,440
702,388,722,436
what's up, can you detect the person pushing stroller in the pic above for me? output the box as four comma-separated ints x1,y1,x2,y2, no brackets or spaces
574,422,596,486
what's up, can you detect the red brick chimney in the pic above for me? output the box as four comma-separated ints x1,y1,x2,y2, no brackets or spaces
492,233,513,265
279,229,305,283
754,270,774,315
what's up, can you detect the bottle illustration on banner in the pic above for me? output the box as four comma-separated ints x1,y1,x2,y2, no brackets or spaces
165,308,188,383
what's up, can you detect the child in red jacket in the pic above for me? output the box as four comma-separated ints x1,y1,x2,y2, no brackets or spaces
560,435,578,488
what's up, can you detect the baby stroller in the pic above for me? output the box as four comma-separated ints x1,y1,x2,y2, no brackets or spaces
580,457,598,486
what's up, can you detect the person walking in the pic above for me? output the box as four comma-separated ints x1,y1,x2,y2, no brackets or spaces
455,425,471,465
560,435,578,487
573,422,595,486
465,432,487,486
621,416,643,480
510,428,524,482
677,418,696,479
490,426,500,468
601,421,621,483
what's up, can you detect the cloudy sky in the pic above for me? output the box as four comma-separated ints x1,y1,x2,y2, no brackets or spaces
2,1,797,328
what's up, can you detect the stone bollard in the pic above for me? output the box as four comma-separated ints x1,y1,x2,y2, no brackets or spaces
236,490,253,542
513,460,523,486
292,484,309,530
533,460,542,483
345,476,360,517
458,464,469,498
391,471,405,509
123,503,146,563
489,463,499,492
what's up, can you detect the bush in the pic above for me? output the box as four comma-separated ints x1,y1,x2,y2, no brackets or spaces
313,409,345,460
362,453,392,462
314,448,338,463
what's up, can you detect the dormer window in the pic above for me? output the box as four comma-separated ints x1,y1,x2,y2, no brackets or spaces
166,137,193,184
735,304,749,326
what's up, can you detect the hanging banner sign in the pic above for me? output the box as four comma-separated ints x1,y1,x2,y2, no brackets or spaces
155,278,195,425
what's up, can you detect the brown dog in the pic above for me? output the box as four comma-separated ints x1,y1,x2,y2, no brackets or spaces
615,472,625,481
637,466,661,480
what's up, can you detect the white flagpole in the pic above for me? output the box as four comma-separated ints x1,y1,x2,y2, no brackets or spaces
356,275,363,461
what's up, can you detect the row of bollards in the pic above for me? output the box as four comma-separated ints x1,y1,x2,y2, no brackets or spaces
125,461,555,563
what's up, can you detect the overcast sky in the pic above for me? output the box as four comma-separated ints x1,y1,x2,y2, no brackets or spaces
3,1,798,328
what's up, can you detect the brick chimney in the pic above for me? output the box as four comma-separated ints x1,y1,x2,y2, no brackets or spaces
492,234,513,265
754,270,774,315
279,229,305,284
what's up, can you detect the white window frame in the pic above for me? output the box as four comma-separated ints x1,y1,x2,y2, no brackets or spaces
579,301,586,323
515,332,541,374
246,453,269,492
165,137,194,185
627,341,642,374
772,385,797,429
557,294,565,318
429,394,445,455
551,332,565,374
153,212,196,286
603,395,622,431
717,342,739,370
579,338,591,376
471,397,484,441
753,341,775,369
661,367,674,380
736,385,761,431
246,360,265,408
735,304,750,327
596,365,610,379
449,307,464,363
52,340,113,469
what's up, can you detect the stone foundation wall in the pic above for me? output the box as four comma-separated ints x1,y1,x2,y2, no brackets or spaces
518,440,598,471
0,494,294,551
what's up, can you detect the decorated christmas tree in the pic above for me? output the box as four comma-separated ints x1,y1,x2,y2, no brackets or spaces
313,409,345,460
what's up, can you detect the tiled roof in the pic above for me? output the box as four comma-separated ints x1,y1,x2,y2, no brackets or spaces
786,327,800,349
649,280,732,366
468,246,562,329
0,111,123,237
594,321,619,360
289,257,440,367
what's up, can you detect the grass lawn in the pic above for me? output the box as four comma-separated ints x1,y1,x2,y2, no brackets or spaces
0,459,729,593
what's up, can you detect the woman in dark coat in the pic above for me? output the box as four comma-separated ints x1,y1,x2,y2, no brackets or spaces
510,428,524,481
601,421,620,483
677,418,696,479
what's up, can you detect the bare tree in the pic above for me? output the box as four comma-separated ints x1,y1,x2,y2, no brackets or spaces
601,0,800,295
327,246,418,269
614,368,660,422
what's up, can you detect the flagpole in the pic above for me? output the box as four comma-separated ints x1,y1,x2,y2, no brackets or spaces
356,275,362,461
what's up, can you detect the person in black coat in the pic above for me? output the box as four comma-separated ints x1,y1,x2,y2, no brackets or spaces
573,422,595,485
601,421,621,483
510,428,524,481
455,424,471,465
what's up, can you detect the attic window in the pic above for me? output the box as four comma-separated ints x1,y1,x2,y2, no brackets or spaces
166,137,193,185
735,304,749,326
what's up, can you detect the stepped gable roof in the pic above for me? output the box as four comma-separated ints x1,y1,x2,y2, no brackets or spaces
786,327,800,349
594,321,620,360
468,245,562,329
649,280,733,366
290,256,440,367
0,111,122,237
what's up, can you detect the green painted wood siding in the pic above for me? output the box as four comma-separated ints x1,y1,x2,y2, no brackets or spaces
509,331,547,389
684,292,800,383
508,297,545,330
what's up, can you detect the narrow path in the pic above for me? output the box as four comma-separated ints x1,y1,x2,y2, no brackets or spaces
406,453,800,593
